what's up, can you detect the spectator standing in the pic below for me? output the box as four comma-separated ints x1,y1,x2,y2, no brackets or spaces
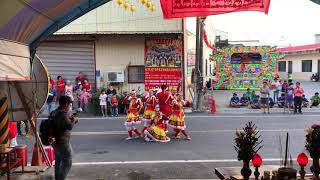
83,79,91,92
75,84,83,108
260,81,270,114
110,94,119,117
49,76,55,89
75,72,86,85
122,92,130,115
293,82,304,114
79,87,92,113
99,90,107,117
65,80,74,111
272,79,281,103
106,85,117,115
281,80,289,95
246,88,253,101
47,84,56,113
52,96,79,180
56,75,65,101
285,83,294,113
310,92,320,108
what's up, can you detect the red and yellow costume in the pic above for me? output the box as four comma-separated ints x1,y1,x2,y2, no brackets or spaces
167,99,186,130
125,91,143,140
142,94,156,133
144,108,170,143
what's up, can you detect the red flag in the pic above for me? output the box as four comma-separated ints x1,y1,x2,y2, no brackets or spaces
160,0,271,19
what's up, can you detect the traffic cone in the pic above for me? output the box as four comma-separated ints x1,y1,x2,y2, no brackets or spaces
31,144,44,166
211,98,217,114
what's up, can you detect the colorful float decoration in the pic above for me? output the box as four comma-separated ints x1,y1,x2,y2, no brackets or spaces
210,46,284,90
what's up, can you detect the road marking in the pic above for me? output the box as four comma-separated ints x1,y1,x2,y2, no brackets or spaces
71,129,305,136
39,114,320,120
72,158,284,166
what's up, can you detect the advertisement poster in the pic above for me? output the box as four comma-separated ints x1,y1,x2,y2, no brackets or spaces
145,38,182,91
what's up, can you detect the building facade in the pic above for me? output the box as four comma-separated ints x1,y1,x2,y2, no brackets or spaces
277,44,320,81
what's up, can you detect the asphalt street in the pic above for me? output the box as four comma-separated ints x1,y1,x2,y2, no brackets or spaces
14,111,320,180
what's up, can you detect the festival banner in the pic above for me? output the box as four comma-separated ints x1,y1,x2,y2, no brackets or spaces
145,38,183,91
160,0,271,19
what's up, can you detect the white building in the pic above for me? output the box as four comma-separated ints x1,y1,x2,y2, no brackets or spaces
277,44,320,81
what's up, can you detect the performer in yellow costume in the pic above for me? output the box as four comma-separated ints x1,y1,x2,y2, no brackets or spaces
144,105,170,143
142,90,156,134
167,94,190,140
125,90,143,140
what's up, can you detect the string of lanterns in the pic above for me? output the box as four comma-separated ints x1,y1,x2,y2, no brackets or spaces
115,0,156,12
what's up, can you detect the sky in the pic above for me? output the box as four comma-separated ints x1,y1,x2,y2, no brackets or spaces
188,0,320,46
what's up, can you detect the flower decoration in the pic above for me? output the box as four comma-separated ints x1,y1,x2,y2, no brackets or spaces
234,122,263,162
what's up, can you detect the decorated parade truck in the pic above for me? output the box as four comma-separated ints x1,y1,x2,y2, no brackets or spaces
210,46,284,90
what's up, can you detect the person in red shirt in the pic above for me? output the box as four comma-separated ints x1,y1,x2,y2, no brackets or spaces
49,76,55,89
75,71,87,85
83,79,91,92
156,85,172,132
56,75,65,100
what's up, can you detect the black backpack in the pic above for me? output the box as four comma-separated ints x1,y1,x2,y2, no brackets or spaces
39,111,56,146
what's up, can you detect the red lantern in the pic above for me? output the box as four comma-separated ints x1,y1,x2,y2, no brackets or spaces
252,154,262,167
297,153,308,166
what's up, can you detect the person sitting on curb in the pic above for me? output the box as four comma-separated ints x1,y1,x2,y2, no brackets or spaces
302,94,309,108
251,95,261,109
230,93,241,107
278,94,286,108
240,93,250,106
310,92,320,108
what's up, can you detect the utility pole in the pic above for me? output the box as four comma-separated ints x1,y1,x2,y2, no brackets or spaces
193,17,206,111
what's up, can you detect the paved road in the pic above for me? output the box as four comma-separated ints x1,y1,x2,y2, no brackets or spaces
14,112,320,180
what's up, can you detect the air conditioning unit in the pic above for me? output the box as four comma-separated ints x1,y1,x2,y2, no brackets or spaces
105,70,124,82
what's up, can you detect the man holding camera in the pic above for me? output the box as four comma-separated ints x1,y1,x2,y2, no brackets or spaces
52,95,79,180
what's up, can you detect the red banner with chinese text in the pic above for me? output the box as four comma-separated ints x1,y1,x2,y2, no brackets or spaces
145,67,182,91
160,0,271,19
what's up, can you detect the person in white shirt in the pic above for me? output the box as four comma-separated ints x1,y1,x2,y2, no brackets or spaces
272,79,281,103
99,90,108,117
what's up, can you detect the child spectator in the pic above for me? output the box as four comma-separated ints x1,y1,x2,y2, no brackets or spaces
75,84,83,108
278,94,286,108
122,92,130,115
83,79,91,92
281,80,289,95
268,97,275,108
8,121,18,147
65,80,74,111
246,88,252,100
47,84,56,113
230,93,241,107
251,95,261,109
260,81,270,114
79,87,92,112
240,93,250,106
99,90,107,117
285,82,294,112
302,95,309,108
56,75,65,100
110,94,119,117
310,92,320,108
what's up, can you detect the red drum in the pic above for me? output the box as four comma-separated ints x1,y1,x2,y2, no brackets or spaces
42,146,55,166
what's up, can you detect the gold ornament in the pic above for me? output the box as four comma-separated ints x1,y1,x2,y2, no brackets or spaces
130,5,136,12
146,1,152,8
151,5,156,12
141,0,147,4
116,0,124,5
123,2,129,9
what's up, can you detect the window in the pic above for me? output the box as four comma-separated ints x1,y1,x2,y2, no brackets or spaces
302,60,312,72
278,61,286,72
231,53,262,64
128,66,145,83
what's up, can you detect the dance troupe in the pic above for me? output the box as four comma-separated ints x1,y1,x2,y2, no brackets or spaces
124,85,190,142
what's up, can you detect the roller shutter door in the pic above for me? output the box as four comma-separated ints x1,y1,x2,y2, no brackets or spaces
37,41,95,88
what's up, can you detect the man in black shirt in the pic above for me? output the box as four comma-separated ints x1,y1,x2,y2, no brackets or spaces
52,96,78,180
106,85,117,115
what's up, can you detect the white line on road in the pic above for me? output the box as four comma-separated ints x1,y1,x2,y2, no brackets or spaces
72,158,283,166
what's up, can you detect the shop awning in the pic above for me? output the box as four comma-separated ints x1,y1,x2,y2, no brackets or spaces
0,0,111,81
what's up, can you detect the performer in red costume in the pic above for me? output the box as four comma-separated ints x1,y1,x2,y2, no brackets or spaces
156,85,171,131
142,89,156,134
124,90,143,140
